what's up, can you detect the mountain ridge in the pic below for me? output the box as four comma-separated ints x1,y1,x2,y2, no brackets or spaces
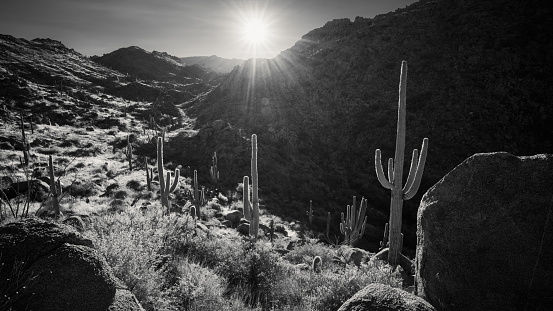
180,55,245,74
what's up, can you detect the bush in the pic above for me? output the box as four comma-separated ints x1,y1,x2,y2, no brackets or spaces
216,241,284,308
113,190,128,200
126,179,144,192
65,180,99,198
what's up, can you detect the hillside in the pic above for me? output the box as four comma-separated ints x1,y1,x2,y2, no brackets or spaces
92,46,220,83
181,55,245,73
183,0,553,253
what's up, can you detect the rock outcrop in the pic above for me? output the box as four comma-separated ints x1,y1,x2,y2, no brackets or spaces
415,153,553,311
338,283,436,311
0,218,143,311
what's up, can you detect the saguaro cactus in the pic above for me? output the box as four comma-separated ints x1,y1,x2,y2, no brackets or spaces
126,135,133,171
20,112,29,167
210,151,219,189
340,196,368,246
243,175,251,221
249,134,260,239
145,157,153,192
157,137,180,213
375,61,429,266
48,155,62,217
307,200,313,223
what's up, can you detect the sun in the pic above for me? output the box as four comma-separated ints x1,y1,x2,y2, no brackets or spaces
242,18,268,45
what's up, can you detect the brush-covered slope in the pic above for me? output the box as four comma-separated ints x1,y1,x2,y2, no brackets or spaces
181,55,245,74
183,0,553,252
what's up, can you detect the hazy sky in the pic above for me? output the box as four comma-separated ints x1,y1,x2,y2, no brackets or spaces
1,0,417,60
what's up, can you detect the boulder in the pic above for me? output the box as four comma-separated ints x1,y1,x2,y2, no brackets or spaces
222,209,242,227
0,218,143,311
416,153,553,311
338,283,436,311
237,222,250,236
0,179,50,201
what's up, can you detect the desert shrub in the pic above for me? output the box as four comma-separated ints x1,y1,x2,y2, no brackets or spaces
126,179,144,192
274,223,287,234
106,169,117,179
84,208,196,310
270,260,403,311
58,137,80,147
108,199,126,213
66,146,102,157
113,190,128,200
216,241,284,308
35,146,62,155
65,180,99,198
283,242,336,269
162,259,228,310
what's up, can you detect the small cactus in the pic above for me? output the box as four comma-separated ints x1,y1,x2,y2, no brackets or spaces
145,157,153,192
210,151,219,189
312,256,322,273
380,223,389,251
20,111,29,167
48,155,62,217
125,135,133,171
307,200,314,224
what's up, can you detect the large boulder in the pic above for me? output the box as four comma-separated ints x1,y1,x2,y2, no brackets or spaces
338,283,436,311
0,218,143,311
222,209,242,227
416,153,553,311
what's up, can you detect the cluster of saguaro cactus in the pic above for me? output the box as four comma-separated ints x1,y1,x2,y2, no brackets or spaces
125,135,133,171
48,155,62,217
340,196,368,246
374,61,428,266
157,137,180,213
185,170,207,219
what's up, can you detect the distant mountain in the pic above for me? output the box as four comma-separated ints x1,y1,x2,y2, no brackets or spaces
181,55,245,74
182,0,553,252
0,34,215,127
92,46,219,83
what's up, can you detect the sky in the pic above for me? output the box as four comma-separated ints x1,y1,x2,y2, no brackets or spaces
0,0,418,60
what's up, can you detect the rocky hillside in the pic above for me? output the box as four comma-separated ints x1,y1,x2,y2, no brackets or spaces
181,55,245,73
0,34,219,127
183,0,553,252
92,46,220,83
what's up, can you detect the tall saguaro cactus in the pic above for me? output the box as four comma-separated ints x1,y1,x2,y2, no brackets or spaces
157,137,180,213
48,155,62,217
375,61,429,266
249,134,260,239
340,196,368,246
